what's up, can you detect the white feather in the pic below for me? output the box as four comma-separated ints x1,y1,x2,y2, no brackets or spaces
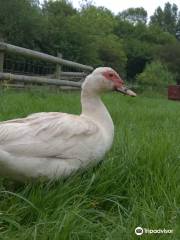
0,67,129,180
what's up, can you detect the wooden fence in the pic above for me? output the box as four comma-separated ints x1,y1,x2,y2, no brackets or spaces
0,41,93,89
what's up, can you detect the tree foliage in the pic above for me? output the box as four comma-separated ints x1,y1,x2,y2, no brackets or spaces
0,0,44,49
156,42,180,84
0,0,180,84
150,2,180,36
119,7,147,24
136,61,175,86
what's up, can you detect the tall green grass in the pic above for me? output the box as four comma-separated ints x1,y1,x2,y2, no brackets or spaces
0,89,179,240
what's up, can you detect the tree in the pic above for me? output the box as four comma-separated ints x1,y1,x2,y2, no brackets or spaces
59,4,127,73
136,61,175,87
0,0,44,49
114,12,176,80
97,35,127,75
79,0,95,9
150,2,179,36
156,42,180,84
41,0,77,55
118,7,147,25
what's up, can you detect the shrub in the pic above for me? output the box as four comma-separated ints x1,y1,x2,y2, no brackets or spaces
136,61,175,87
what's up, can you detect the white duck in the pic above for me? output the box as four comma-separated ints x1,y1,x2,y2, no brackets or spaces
0,67,136,180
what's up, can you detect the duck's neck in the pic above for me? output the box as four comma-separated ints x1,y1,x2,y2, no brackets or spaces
81,89,114,135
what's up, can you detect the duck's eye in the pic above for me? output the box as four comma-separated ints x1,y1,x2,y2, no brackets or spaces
109,73,114,78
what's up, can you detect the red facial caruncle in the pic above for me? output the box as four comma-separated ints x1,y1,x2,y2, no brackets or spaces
102,69,137,97
102,70,124,89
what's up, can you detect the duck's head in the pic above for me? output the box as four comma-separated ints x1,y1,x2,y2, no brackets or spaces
82,67,136,96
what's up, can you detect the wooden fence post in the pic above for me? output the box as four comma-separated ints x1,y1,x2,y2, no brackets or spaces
0,39,5,88
0,51,4,72
0,38,5,72
55,53,62,79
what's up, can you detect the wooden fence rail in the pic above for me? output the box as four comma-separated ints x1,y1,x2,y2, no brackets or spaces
0,42,93,71
0,72,81,87
0,41,93,88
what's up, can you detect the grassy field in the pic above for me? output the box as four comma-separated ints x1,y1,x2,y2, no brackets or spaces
0,89,179,240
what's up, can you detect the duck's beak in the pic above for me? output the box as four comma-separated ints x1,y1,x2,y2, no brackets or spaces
112,74,137,97
116,85,137,97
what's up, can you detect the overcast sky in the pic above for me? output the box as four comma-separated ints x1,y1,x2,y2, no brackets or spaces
40,0,180,17
73,0,180,17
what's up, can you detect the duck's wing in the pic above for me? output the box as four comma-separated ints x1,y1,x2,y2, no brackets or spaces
0,112,98,158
